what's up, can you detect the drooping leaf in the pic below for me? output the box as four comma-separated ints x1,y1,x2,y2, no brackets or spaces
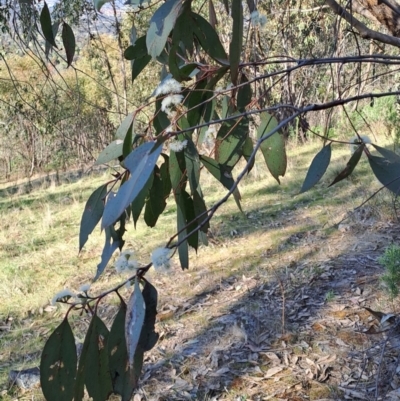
85,315,113,401
160,155,172,199
372,144,400,163
237,74,252,112
45,22,59,59
108,302,137,400
192,12,228,64
153,98,171,135
40,2,57,47
131,173,154,228
124,36,148,60
94,0,111,12
79,184,107,251
182,190,198,251
146,0,183,58
140,281,159,351
125,278,146,367
242,136,255,174
123,119,134,158
169,149,187,193
209,0,218,28
144,166,167,227
329,144,364,187
102,142,162,229
200,155,234,190
75,314,112,401
193,190,209,233
40,318,77,401
215,116,249,168
184,138,201,195
94,224,122,281
257,112,287,183
176,198,189,269
62,22,75,67
116,114,134,140
229,0,243,85
95,140,124,165
299,143,331,194
368,154,400,194
186,80,207,127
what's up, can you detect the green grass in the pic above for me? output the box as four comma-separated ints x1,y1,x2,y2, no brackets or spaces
0,133,395,399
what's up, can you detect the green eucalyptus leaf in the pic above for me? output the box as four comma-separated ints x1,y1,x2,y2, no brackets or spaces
85,315,113,401
131,172,154,228
299,143,331,194
125,278,146,367
176,198,189,269
40,2,57,47
140,281,159,351
192,12,228,64
62,22,75,67
200,155,234,190
237,74,252,112
372,144,400,163
102,142,162,229
368,154,400,194
116,114,134,140
215,116,249,168
108,301,137,400
94,224,122,281
146,0,183,58
95,140,124,165
79,184,107,251
257,112,287,183
144,165,167,227
123,119,134,158
242,136,255,174
230,0,243,85
45,22,59,59
40,318,77,401
329,144,364,187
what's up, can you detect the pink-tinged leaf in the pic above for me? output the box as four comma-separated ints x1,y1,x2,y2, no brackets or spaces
125,278,145,368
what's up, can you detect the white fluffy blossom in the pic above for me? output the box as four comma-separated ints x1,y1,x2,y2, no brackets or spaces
169,139,188,152
205,125,217,137
51,289,76,306
161,94,184,113
151,247,172,272
79,283,91,293
154,78,182,97
250,10,267,27
114,250,139,274
349,135,371,155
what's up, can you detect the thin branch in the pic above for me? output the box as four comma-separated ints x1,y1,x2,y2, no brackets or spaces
325,0,400,48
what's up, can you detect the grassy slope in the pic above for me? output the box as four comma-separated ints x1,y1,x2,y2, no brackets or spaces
0,136,394,400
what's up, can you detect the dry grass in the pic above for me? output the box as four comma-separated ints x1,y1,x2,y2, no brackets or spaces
0,134,398,400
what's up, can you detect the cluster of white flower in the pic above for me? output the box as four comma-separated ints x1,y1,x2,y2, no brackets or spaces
114,250,139,274
250,10,267,27
51,289,77,306
349,135,371,155
169,139,188,152
51,283,92,306
154,78,182,97
161,94,184,113
151,247,172,273
205,125,217,137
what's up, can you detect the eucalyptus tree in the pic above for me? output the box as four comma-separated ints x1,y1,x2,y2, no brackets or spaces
3,0,400,399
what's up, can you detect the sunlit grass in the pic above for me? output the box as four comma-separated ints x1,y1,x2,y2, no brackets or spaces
0,133,395,399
